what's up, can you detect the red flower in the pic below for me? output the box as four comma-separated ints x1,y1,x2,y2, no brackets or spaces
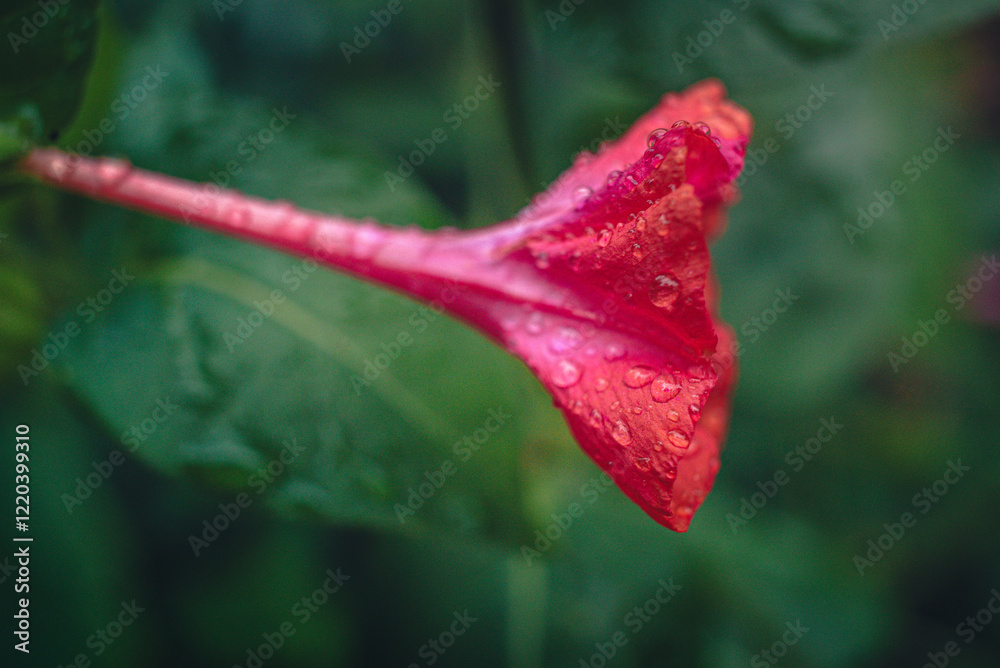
20,79,751,531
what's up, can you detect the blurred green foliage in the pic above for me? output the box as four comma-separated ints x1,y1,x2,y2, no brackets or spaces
3,0,1000,666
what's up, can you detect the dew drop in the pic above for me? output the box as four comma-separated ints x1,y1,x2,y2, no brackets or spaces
649,274,680,309
606,170,622,186
551,359,582,389
664,466,677,480
525,312,544,335
634,457,651,472
604,343,626,361
625,175,639,187
667,409,680,422
689,403,702,420
597,229,613,247
611,420,633,446
96,159,132,188
595,377,609,392
631,243,643,260
671,120,690,129
548,326,583,354
692,121,711,135
646,128,668,149
651,376,681,403
610,401,621,412
588,409,603,428
572,186,592,208
624,365,657,388
635,216,646,233
667,429,690,449
711,136,722,147
632,406,643,415
653,440,664,452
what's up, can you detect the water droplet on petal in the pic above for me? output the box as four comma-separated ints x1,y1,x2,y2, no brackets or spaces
651,376,681,403
653,440,664,452
671,120,690,129
711,136,722,147
635,216,646,232
606,170,622,186
667,409,680,422
595,377,609,392
664,466,677,480
526,312,544,334
572,186,592,208
689,403,702,420
632,406,643,415
693,121,711,135
597,229,613,247
548,326,583,354
588,409,603,428
625,175,639,187
647,128,668,149
634,457,651,472
667,429,690,449
551,359,582,388
604,344,626,361
611,420,633,446
649,274,680,309
624,365,657,388
632,243,643,260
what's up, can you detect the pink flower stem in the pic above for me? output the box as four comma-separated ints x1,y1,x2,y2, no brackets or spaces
18,147,510,337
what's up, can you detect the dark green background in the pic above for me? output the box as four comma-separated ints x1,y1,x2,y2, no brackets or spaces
3,0,1000,666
